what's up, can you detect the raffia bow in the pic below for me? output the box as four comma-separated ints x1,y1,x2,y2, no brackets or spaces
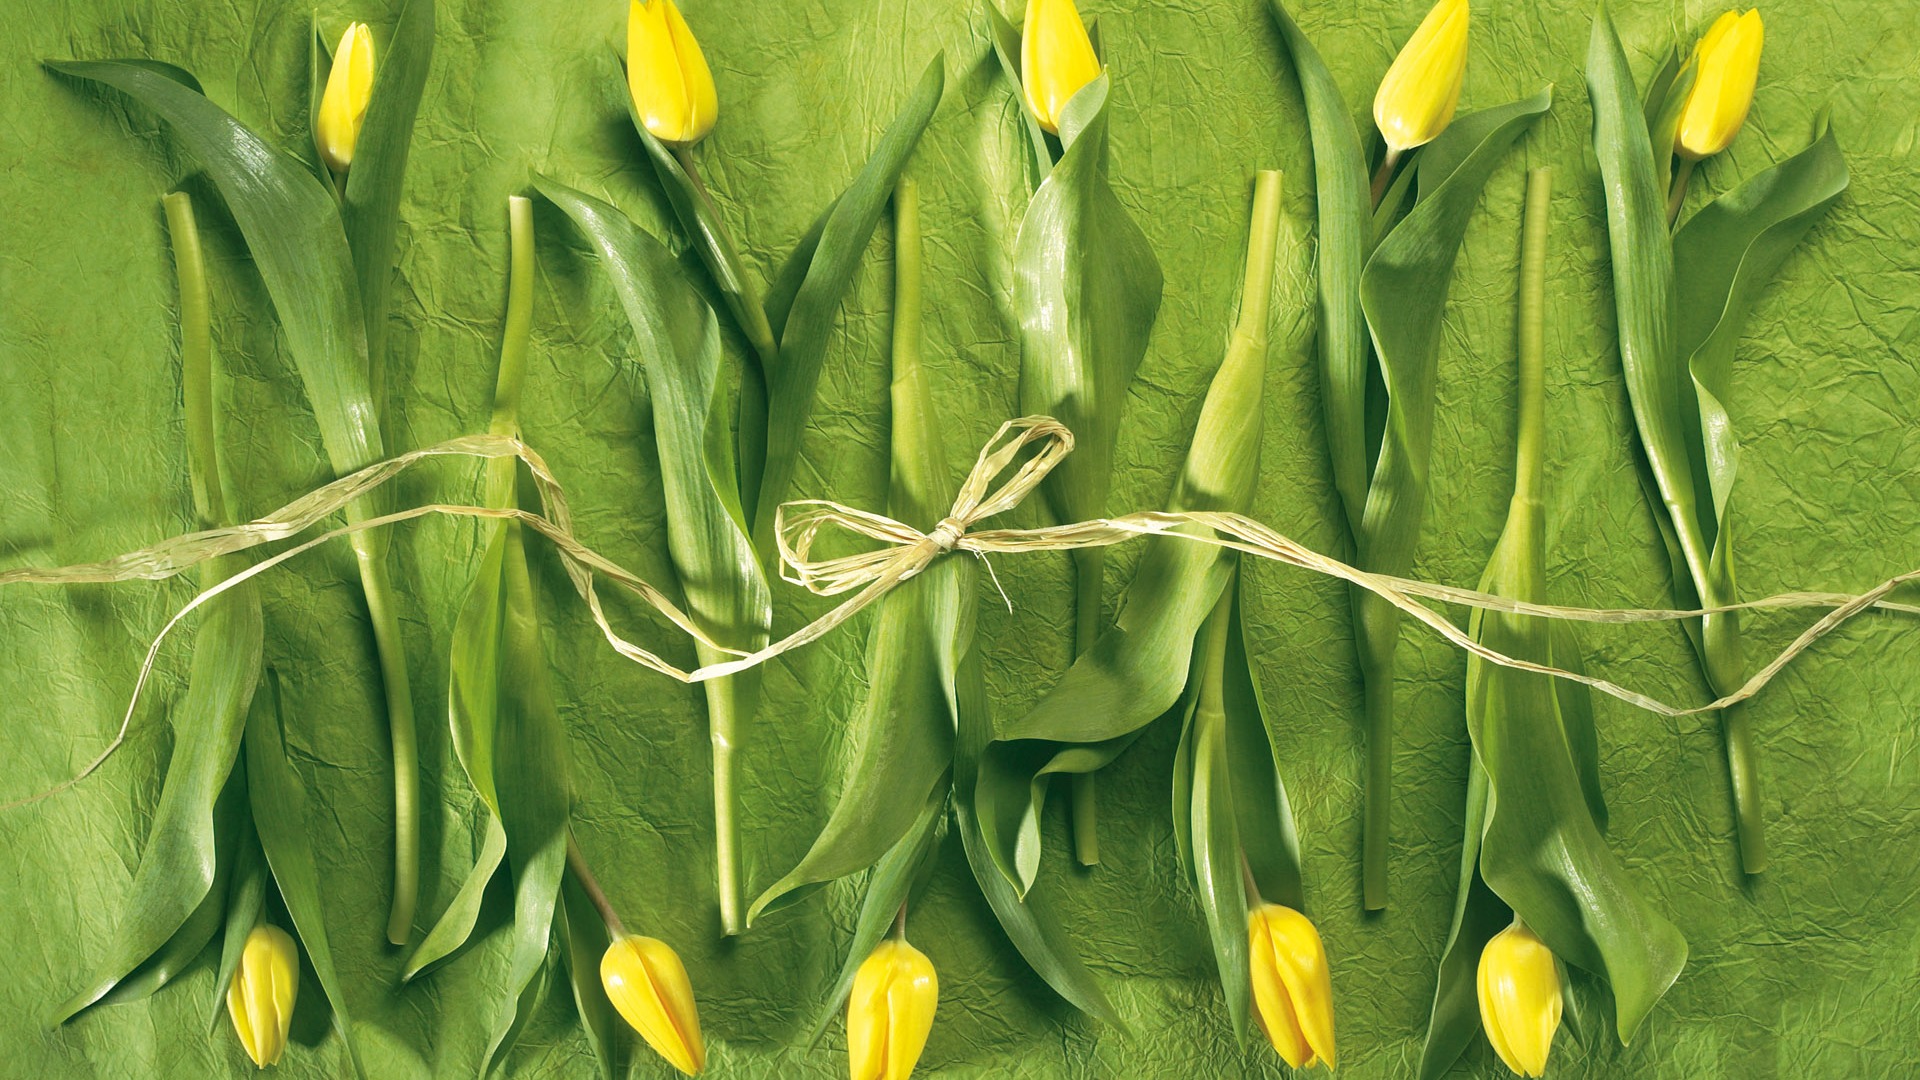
4,416,1917,807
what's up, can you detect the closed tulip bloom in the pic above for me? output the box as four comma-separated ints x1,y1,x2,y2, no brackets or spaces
1248,903,1337,1069
847,939,938,1080
1676,10,1764,161
602,934,705,1075
1373,0,1470,154
627,0,718,147
1021,0,1101,135
1477,922,1563,1077
316,22,375,174
226,924,298,1068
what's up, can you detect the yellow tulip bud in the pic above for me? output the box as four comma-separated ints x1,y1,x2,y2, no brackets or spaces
1248,903,1337,1070
226,924,298,1069
1021,0,1102,135
627,0,719,147
602,934,705,1075
1675,10,1764,161
1373,0,1470,154
316,22,375,174
1476,923,1563,1077
847,939,938,1080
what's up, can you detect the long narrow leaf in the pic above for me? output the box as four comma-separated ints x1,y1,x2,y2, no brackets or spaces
340,0,434,409
246,676,364,1078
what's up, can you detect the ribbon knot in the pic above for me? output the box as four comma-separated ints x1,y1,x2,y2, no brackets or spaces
775,416,1076,597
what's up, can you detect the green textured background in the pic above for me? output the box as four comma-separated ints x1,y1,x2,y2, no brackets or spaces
4,0,1919,1076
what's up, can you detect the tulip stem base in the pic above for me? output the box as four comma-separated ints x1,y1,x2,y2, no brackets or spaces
1666,157,1696,228
567,834,627,938
1722,702,1767,875
1370,148,1403,209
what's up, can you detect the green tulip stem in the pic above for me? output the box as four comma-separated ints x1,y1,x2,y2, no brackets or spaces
1515,167,1551,506
1069,550,1103,868
674,143,777,520
1666,156,1696,228
1370,147,1403,208
890,901,909,942
163,192,226,534
355,542,419,946
487,196,536,447
566,835,627,938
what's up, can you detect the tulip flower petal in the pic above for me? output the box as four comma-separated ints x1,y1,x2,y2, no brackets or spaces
1249,905,1336,1070
1476,924,1561,1077
1022,0,1101,134
1677,9,1763,160
1374,0,1470,153
316,22,375,173
602,935,705,1075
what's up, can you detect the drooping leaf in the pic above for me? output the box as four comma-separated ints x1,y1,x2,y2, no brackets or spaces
1416,763,1509,1080
208,810,267,1029
983,3,1053,188
558,872,620,1080
245,674,364,1078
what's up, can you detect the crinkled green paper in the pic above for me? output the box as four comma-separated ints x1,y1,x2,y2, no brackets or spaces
2,1,1918,1076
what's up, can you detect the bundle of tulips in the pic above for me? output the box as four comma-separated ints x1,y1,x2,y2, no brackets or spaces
6,0,1866,1077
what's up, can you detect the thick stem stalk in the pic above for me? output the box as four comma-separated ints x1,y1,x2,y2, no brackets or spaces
701,663,751,936
1358,628,1393,911
1370,148,1403,208
163,193,226,533
1515,168,1552,505
354,537,419,946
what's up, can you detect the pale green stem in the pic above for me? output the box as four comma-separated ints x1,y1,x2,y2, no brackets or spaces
354,536,419,946
487,197,537,492
702,665,749,936
163,193,226,534
1666,156,1697,229
1515,168,1552,506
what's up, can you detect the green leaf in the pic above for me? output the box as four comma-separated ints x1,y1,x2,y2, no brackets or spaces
1266,0,1373,538
54,565,262,1024
751,55,945,553
980,169,1278,890
1012,72,1161,532
50,60,383,476
245,674,364,1078
480,519,572,1076
1185,589,1252,1040
340,0,435,412
804,783,948,1045
1223,583,1303,913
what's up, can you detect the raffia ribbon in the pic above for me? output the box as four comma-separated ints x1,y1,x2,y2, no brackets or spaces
5,416,1917,805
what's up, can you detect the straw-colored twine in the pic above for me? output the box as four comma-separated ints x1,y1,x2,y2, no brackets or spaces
4,416,1916,808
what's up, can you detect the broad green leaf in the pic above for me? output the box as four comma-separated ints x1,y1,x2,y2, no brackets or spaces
1223,584,1303,913
538,179,768,655
1012,72,1161,533
1585,13,1718,653
50,60,383,476
208,814,267,1029
1266,0,1373,537
981,169,1276,890
1673,125,1849,559
54,563,262,1024
245,675,364,1078
1470,499,1688,1045
751,56,945,554
340,0,435,411
479,519,571,1076
952,646,1120,1026
1186,590,1252,1040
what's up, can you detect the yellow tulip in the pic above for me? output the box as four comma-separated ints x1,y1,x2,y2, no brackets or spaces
1676,10,1764,161
1021,0,1102,135
847,939,938,1080
1248,903,1337,1069
316,22,375,174
226,924,298,1069
627,0,719,147
1477,922,1563,1077
602,934,705,1075
1373,0,1470,154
